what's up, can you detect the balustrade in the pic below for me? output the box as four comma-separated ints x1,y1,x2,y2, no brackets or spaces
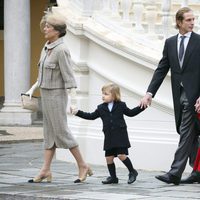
162,0,172,39
121,0,132,22
56,0,200,41
110,0,121,18
145,0,158,39
133,0,144,32
103,0,111,13
181,0,188,7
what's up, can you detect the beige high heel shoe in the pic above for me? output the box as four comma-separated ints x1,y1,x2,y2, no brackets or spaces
74,168,93,183
28,174,52,183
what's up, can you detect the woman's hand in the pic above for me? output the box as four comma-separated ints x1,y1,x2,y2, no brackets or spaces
68,88,78,114
25,81,39,99
70,105,78,115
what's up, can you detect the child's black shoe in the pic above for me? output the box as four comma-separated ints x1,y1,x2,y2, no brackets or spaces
128,170,138,184
102,176,119,184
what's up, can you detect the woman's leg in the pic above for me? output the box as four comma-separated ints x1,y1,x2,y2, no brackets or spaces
28,147,55,183
70,146,92,182
39,147,55,175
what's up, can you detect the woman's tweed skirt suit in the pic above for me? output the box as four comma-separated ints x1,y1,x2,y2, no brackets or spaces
37,37,78,149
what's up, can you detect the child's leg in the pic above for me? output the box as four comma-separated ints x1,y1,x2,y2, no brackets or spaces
118,154,138,184
102,152,118,184
118,154,135,173
106,156,117,178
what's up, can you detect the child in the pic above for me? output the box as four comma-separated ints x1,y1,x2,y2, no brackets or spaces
71,83,145,184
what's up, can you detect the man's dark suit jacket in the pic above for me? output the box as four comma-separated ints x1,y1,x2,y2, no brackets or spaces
147,32,200,133
76,101,144,151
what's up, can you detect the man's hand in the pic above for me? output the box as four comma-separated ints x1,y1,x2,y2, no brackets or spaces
195,97,200,113
140,93,152,109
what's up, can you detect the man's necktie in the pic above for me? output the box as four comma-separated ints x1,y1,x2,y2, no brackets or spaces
179,36,186,61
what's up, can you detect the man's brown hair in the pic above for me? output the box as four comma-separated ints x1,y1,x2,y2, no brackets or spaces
175,7,193,29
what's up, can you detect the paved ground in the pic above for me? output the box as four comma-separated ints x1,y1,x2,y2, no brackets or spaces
0,126,43,143
0,126,200,200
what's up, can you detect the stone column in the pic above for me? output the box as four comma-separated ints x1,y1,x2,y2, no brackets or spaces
0,0,34,125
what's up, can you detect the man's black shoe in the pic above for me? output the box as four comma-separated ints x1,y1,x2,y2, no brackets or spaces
180,171,200,184
102,176,119,184
128,170,138,184
155,173,180,185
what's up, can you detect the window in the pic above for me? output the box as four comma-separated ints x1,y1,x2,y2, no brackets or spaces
0,0,3,30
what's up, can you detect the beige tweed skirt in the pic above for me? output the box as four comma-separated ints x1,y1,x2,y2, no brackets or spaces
40,88,78,149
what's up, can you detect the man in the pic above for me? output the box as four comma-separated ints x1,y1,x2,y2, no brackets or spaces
140,7,200,185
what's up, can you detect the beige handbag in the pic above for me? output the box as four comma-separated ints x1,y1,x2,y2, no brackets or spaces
21,93,39,112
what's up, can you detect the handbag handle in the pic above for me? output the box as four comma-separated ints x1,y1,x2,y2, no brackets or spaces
21,93,38,98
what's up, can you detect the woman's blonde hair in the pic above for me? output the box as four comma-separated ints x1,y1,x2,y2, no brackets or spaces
40,12,66,37
102,83,121,101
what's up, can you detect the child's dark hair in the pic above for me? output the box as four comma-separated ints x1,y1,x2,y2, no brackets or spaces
102,83,121,101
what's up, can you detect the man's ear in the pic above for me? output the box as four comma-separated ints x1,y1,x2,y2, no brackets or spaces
176,20,182,28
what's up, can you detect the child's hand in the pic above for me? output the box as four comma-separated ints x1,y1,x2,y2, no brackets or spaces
70,105,78,115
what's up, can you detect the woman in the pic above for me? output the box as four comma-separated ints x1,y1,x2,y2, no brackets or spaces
26,12,92,183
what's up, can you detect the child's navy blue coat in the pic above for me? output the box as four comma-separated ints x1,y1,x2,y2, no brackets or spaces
76,101,144,150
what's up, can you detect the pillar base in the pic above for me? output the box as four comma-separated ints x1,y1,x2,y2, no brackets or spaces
0,104,37,125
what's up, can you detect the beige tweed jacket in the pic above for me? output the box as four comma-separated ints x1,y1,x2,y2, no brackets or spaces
37,37,77,89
